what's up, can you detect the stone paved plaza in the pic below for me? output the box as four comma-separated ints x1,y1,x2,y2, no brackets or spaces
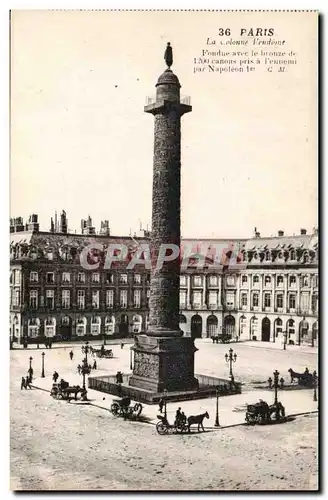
10,340,318,491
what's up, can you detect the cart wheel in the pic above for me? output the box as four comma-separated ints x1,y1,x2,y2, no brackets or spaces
156,422,168,435
110,402,120,416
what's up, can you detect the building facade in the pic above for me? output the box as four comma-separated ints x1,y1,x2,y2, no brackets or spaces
10,214,319,347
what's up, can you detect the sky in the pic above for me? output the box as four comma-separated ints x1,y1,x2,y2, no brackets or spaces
10,10,318,239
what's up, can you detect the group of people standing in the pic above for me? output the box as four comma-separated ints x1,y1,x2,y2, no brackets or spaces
21,366,34,390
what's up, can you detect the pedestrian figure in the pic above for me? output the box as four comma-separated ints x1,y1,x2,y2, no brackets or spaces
53,371,59,383
121,343,124,349
175,407,182,427
69,350,74,360
116,371,123,384
158,398,164,414
28,367,33,383
77,364,81,375
21,377,26,390
25,376,32,389
93,360,97,370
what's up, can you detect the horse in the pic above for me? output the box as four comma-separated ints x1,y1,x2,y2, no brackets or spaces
61,385,86,401
288,368,314,386
187,411,209,432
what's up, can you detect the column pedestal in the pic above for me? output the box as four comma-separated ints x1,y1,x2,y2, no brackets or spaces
129,334,199,393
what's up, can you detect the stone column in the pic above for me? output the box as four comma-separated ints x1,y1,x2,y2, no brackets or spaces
129,47,198,394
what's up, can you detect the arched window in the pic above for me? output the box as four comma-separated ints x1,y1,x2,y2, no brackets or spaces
287,319,295,340
28,318,40,338
290,249,296,261
265,251,271,261
45,317,56,337
91,316,101,335
132,315,142,333
250,316,259,340
274,318,283,338
76,317,87,336
105,316,115,335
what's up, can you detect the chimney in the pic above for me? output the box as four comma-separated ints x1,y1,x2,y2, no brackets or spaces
100,220,110,236
60,210,68,234
82,216,95,235
14,217,25,232
300,228,307,235
26,214,39,232
278,230,284,237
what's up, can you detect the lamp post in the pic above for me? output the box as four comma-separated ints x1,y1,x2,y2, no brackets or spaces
214,387,220,427
81,357,90,399
41,352,45,378
272,369,279,405
163,389,168,419
225,348,237,383
82,341,91,365
283,331,288,350
29,356,33,370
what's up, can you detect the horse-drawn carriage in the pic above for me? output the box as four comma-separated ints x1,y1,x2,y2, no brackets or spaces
156,411,209,435
245,400,285,425
94,347,114,359
211,334,232,344
288,368,316,387
110,397,143,420
50,381,87,401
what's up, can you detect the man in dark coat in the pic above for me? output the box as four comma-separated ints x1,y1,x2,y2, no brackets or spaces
21,377,26,390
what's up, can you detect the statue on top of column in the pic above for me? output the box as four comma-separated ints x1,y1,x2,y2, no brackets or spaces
164,42,173,69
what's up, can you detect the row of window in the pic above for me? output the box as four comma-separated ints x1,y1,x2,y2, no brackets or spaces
180,273,318,288
12,270,319,289
179,290,318,313
244,249,315,263
27,271,144,285
28,289,150,310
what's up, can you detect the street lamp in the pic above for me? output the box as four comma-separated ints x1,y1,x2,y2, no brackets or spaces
272,369,280,405
81,357,90,400
29,356,33,370
225,348,237,382
82,341,91,365
214,387,220,427
283,331,288,350
41,352,45,378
